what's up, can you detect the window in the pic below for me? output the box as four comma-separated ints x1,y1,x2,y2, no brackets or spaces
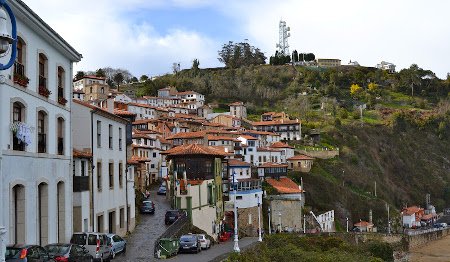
150,164,155,169
97,162,102,190
97,121,101,147
153,152,156,158
37,111,47,153
12,102,25,151
57,117,64,155
109,124,113,149
101,87,104,94
13,37,26,85
120,208,124,228
109,163,114,189
38,53,48,96
57,67,65,105
81,161,86,176
119,163,123,187
119,128,122,151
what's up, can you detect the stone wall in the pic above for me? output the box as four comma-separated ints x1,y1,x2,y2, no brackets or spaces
269,199,302,232
296,149,339,159
237,206,259,237
407,228,450,249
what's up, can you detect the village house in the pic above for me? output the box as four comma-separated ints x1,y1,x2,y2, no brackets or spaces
211,114,242,128
257,163,288,180
163,144,228,240
73,75,110,101
252,119,302,141
261,111,289,122
270,141,295,163
0,0,82,246
287,154,314,172
401,206,425,228
229,101,247,119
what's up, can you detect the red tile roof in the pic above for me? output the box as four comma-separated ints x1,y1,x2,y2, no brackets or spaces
252,119,300,126
162,143,229,157
82,75,106,80
354,221,374,227
244,130,280,136
258,162,288,168
287,155,314,161
229,101,244,106
166,131,206,140
266,177,302,194
207,135,239,141
270,141,294,149
130,155,151,163
239,135,258,140
228,159,251,167
402,206,424,216
257,147,281,152
73,149,92,158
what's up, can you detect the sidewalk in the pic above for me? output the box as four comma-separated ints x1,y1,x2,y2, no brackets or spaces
168,237,259,262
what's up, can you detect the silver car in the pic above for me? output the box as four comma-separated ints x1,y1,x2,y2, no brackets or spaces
107,234,127,259
70,232,112,261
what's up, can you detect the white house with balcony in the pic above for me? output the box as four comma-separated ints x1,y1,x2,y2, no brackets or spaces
0,0,82,246
72,99,135,237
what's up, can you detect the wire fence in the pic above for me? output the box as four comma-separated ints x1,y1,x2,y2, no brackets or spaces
153,216,189,258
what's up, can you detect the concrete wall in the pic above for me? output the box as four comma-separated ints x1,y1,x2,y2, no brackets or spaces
407,228,450,249
269,199,303,232
296,149,339,159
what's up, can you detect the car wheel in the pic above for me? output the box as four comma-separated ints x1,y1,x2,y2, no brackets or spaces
123,245,127,254
111,250,115,259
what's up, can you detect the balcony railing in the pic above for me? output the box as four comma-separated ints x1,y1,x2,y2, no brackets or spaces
39,75,46,89
38,133,46,153
58,137,64,155
73,176,89,192
13,62,29,87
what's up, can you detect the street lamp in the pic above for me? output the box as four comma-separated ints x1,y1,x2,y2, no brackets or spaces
278,212,282,233
268,207,271,235
0,0,16,70
232,171,240,253
257,195,262,242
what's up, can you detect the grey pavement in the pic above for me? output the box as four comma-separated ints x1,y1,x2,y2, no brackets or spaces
168,237,259,262
115,189,172,262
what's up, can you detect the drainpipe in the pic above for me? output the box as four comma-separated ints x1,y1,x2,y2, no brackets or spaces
125,137,129,234
90,109,97,232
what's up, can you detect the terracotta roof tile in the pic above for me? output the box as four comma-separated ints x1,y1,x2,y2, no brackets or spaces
228,159,251,167
270,141,294,149
229,101,244,106
239,135,258,140
266,177,302,194
162,143,229,157
258,162,288,168
166,131,206,140
73,149,92,158
287,155,314,161
354,221,373,227
252,119,300,126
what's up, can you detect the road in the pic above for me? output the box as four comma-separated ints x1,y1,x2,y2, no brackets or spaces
116,189,171,262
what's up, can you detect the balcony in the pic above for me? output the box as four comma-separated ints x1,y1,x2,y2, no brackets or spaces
38,133,46,153
13,62,29,87
58,137,64,155
57,87,67,105
38,76,51,98
73,176,89,192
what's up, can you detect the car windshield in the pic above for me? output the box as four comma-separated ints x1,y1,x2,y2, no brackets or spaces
45,245,70,255
71,234,87,245
5,247,22,259
143,201,153,206
166,211,178,216
180,236,196,242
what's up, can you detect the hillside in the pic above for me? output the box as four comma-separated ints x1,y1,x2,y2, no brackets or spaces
126,64,450,229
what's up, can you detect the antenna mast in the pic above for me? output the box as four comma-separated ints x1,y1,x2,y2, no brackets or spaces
276,20,290,56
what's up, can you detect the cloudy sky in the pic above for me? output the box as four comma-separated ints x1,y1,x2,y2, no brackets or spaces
23,0,450,79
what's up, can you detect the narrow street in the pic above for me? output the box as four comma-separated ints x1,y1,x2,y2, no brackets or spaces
116,189,171,262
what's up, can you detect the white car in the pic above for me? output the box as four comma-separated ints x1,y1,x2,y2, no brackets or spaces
197,234,211,249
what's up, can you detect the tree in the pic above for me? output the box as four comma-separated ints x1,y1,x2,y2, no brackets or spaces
368,83,378,92
172,63,180,75
95,68,105,77
74,71,85,81
113,72,124,91
350,84,362,96
292,50,298,63
130,76,138,83
218,41,266,68
192,59,200,76
304,53,315,62
140,75,149,82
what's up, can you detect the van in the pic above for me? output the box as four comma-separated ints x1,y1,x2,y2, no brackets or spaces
70,232,112,261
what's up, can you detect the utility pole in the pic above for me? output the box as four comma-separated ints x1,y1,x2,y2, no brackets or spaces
346,217,349,232
374,181,377,197
303,215,306,233
387,204,391,234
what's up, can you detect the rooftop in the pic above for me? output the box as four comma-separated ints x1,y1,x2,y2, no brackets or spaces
266,177,303,194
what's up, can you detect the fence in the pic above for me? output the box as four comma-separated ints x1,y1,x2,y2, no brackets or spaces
153,215,189,258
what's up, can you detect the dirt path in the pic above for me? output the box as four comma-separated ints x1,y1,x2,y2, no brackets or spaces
410,234,450,262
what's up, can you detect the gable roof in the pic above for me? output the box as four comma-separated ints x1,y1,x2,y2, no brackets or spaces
252,119,300,126
266,177,302,194
228,159,251,167
258,162,288,168
73,149,92,159
287,155,314,161
270,141,294,149
354,221,374,227
162,143,229,157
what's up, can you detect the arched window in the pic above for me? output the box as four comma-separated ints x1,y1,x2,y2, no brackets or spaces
37,111,47,153
101,87,104,94
13,37,28,87
38,53,49,97
57,117,64,155
57,67,66,105
12,102,25,151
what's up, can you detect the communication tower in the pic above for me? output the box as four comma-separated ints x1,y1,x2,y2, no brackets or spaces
276,20,290,56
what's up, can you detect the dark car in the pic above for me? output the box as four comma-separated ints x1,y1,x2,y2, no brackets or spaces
140,200,155,214
157,185,166,195
6,244,53,261
165,210,185,225
178,234,201,254
45,243,93,262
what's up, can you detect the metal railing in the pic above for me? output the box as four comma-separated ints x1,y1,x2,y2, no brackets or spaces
39,75,46,89
154,215,189,258
14,61,25,77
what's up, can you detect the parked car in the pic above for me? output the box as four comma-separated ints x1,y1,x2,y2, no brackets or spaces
107,234,127,259
157,185,166,195
164,210,186,225
178,234,201,254
70,232,112,261
197,234,211,249
45,243,93,262
5,244,53,261
140,200,155,214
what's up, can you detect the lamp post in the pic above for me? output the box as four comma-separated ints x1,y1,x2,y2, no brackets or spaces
268,207,271,235
257,195,262,242
232,171,240,253
278,212,282,233
0,2,16,261
346,217,349,232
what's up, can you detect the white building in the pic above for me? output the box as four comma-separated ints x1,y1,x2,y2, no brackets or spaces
315,210,335,232
376,61,396,73
72,99,135,237
0,0,82,246
252,119,302,141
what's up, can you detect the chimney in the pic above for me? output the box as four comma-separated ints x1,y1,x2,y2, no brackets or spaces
107,94,114,114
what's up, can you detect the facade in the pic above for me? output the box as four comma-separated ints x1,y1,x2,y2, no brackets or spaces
270,141,294,163
401,206,424,228
0,0,82,246
353,221,375,232
287,154,314,172
376,61,396,73
164,144,228,240
316,58,341,67
72,100,135,237
257,163,288,180
252,119,301,141
73,75,110,101
229,102,247,119
315,210,335,232
211,114,241,128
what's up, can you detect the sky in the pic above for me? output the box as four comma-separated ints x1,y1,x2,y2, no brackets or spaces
22,0,450,79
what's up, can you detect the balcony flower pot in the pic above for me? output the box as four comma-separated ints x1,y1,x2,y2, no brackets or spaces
13,74,29,87
58,96,68,106
39,86,51,98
